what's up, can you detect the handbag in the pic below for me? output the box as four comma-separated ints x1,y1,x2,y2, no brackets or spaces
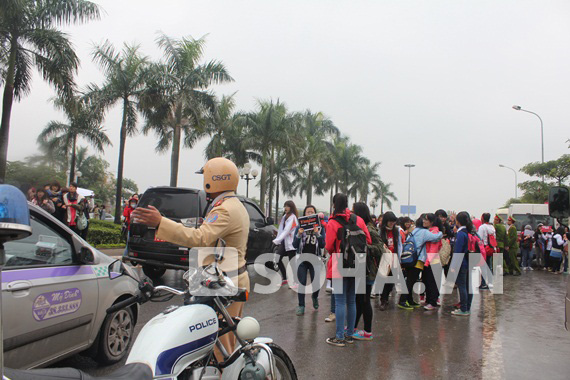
378,244,394,277
439,239,452,266
77,213,88,231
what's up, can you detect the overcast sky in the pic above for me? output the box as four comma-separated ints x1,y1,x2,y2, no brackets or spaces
8,0,570,217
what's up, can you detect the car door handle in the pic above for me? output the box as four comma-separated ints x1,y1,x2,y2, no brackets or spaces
6,281,33,292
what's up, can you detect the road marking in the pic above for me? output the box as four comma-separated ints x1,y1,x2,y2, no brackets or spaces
481,291,506,379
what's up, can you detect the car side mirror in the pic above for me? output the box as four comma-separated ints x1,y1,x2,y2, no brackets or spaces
266,217,274,226
108,259,125,280
549,186,570,220
78,247,95,264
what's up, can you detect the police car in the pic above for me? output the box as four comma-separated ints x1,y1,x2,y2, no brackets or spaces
2,202,140,369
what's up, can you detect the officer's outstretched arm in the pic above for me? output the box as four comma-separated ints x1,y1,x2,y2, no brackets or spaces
156,208,230,248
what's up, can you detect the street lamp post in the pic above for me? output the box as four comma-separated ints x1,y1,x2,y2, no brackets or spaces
370,199,377,215
404,164,415,217
512,105,544,180
239,163,258,198
76,171,82,187
499,164,518,198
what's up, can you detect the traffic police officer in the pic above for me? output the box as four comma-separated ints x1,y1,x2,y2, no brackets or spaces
131,157,250,353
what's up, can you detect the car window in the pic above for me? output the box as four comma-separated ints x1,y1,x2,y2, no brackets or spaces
139,191,202,220
4,215,74,268
244,202,265,224
513,214,554,231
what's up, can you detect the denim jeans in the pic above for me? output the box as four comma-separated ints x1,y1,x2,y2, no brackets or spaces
122,231,130,259
333,277,356,340
481,255,492,287
456,261,473,312
297,261,319,307
521,246,533,268
552,257,562,272
535,241,545,268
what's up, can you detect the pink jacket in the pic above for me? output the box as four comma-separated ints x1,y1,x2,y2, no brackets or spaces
425,226,442,266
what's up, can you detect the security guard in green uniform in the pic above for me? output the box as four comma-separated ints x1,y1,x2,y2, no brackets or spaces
494,215,510,274
132,157,250,354
506,216,522,276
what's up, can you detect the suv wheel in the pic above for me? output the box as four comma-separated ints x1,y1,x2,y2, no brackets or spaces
96,306,134,364
142,265,166,279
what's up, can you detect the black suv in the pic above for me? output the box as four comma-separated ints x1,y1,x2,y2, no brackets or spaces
126,187,277,279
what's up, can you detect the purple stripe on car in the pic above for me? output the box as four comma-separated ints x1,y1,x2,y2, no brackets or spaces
2,266,94,283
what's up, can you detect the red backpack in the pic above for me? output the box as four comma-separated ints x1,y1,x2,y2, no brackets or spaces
468,232,487,265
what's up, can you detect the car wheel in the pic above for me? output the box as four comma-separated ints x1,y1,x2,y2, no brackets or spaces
96,306,134,364
142,265,166,279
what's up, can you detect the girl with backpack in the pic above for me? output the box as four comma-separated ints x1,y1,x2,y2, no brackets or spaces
378,212,403,311
273,200,299,286
550,227,568,274
352,202,386,340
292,205,326,316
520,225,535,270
398,214,442,311
324,194,371,347
451,211,474,316
422,213,444,311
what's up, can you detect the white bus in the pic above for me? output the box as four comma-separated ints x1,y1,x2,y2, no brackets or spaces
508,203,554,231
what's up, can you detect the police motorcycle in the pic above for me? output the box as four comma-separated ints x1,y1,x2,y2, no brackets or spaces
0,185,297,380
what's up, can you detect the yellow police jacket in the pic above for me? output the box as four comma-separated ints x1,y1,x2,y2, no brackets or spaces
156,191,250,290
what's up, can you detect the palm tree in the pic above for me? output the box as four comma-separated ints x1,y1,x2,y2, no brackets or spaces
140,34,233,186
91,41,148,223
0,0,100,181
260,150,299,222
349,160,381,202
296,111,339,204
37,94,111,184
242,100,289,213
203,95,258,167
334,138,367,193
372,180,398,214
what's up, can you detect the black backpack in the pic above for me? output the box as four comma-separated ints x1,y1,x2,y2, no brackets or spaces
334,214,368,268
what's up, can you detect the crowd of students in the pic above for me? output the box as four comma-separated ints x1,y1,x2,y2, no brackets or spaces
269,194,570,348
27,181,92,239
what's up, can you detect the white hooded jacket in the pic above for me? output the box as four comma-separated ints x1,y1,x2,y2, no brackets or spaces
273,214,299,251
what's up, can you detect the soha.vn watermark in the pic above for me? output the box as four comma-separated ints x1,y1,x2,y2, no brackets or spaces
188,248,504,297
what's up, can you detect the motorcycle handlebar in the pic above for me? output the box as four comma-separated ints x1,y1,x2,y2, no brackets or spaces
106,294,140,314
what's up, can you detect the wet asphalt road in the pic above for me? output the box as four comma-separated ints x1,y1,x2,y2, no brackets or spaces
54,263,570,380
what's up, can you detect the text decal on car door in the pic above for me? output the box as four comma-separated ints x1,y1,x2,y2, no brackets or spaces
32,288,82,321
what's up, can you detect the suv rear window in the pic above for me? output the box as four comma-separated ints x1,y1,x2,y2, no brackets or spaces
139,190,203,220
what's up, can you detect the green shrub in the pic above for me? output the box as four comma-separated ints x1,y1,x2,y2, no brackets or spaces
87,220,124,246
89,219,121,231
96,243,126,249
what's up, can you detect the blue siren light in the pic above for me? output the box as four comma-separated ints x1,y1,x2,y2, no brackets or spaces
0,184,32,243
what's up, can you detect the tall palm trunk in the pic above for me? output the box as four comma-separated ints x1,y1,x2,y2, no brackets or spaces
275,174,280,223
330,186,334,214
307,162,313,205
69,135,77,184
170,125,181,187
260,152,267,214
170,107,182,187
268,147,275,218
0,41,18,182
114,99,129,224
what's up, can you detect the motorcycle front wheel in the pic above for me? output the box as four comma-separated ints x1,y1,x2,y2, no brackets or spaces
268,343,297,380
